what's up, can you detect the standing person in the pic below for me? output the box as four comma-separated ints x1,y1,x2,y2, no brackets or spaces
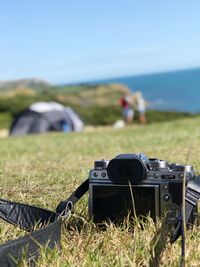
120,94,134,124
135,91,146,124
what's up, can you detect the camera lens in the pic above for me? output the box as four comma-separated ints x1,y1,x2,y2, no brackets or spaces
107,157,147,183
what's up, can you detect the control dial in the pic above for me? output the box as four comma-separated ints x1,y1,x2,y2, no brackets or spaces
94,160,109,170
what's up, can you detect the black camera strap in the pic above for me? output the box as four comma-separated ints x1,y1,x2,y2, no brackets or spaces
56,179,89,214
0,179,89,267
171,176,200,243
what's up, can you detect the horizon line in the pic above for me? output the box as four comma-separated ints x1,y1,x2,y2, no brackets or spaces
0,65,200,86
57,65,200,86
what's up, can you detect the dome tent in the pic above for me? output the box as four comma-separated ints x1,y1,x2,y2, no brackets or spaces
10,101,84,136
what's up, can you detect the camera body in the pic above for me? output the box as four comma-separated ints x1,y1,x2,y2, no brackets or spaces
89,153,196,225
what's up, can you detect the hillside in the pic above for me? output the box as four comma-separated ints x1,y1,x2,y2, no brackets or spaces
0,78,195,129
0,79,132,128
1,117,200,266
0,78,50,91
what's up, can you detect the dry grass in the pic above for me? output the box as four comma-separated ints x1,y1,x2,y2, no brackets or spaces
0,129,8,138
1,117,200,266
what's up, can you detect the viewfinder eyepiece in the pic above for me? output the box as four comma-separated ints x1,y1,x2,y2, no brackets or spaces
107,154,148,183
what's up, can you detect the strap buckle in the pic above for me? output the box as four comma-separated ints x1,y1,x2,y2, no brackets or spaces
59,201,73,219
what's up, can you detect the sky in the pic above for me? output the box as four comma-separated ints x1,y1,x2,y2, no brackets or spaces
0,1,200,84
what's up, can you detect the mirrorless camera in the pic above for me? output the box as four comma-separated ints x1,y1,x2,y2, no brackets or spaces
88,153,198,226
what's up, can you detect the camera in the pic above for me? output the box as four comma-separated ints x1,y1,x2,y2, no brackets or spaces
88,153,198,227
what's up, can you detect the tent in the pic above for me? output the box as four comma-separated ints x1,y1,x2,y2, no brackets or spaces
10,101,84,136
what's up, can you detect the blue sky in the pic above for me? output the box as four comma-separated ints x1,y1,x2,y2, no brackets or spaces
0,1,200,84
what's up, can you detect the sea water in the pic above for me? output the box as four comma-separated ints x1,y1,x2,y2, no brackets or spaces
95,68,200,113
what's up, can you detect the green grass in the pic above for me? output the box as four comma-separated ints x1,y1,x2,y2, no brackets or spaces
1,117,200,266
0,112,13,129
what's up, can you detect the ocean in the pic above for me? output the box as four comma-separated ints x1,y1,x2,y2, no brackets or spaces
94,68,200,113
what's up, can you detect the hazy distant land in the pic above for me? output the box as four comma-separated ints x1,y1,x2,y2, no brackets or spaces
0,73,198,129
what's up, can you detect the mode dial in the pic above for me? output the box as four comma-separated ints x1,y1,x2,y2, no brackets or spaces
94,160,109,170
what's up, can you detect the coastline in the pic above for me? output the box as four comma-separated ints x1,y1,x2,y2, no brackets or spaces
0,73,199,129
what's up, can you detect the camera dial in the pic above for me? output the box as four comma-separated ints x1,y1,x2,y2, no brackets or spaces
148,159,169,170
94,160,109,170
170,164,193,172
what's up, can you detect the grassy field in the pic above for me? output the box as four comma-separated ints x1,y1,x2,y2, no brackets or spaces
1,117,200,266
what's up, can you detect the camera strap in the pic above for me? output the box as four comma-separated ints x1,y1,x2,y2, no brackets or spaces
0,179,89,267
171,176,200,243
